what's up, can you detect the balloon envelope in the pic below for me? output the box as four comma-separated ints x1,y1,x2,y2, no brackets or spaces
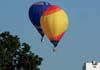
40,5,69,47
29,1,51,39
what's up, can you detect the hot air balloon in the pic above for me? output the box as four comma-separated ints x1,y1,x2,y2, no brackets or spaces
40,5,69,51
29,1,51,42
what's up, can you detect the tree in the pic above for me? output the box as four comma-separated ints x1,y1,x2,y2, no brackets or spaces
0,32,43,70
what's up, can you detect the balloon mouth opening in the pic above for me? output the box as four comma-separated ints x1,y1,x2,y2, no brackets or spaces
50,40,59,47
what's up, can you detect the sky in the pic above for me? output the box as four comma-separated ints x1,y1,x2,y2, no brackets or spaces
0,0,100,70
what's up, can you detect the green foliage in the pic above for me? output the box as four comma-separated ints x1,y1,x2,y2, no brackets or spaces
0,32,43,70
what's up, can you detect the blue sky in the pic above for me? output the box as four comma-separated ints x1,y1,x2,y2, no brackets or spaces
0,0,100,70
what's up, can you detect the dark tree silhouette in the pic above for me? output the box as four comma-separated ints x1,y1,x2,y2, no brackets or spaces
0,32,43,70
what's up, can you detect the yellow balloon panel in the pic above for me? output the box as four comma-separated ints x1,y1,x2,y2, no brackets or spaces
41,9,68,39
